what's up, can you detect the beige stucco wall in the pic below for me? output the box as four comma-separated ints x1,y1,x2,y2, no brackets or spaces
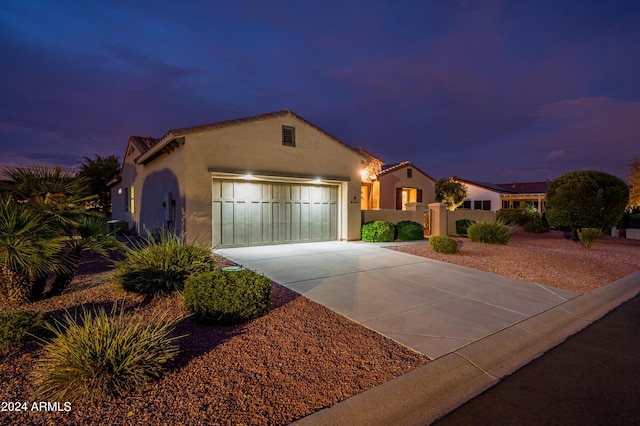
115,114,364,247
111,142,187,238
377,166,435,210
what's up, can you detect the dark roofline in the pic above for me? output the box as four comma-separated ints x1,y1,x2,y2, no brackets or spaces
378,161,436,181
455,177,549,194
132,109,360,165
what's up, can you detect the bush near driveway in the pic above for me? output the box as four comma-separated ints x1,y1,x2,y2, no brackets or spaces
361,220,395,242
184,270,272,325
396,220,424,240
429,236,459,254
33,304,183,405
114,232,216,296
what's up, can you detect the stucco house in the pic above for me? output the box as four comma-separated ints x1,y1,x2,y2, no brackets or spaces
453,177,550,213
357,148,436,211
109,110,366,248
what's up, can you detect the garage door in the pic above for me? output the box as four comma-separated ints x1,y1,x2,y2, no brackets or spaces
212,180,338,248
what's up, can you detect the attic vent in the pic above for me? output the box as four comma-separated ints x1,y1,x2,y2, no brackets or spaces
282,125,295,147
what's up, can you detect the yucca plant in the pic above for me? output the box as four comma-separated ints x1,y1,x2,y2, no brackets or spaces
33,303,184,405
114,231,216,296
577,228,602,249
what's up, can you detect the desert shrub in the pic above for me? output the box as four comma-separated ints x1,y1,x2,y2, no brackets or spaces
114,232,216,296
396,220,424,241
577,228,602,249
455,219,476,236
184,270,272,325
523,214,550,233
33,304,183,405
496,209,523,225
429,236,458,254
0,310,52,351
467,220,512,244
361,220,395,242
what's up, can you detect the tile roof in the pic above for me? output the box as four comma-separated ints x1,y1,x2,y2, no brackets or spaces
377,161,436,181
456,177,550,194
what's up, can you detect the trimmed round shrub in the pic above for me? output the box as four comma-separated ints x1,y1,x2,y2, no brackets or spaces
361,220,395,242
455,219,476,236
33,304,183,405
577,228,602,249
429,236,458,254
114,233,216,296
396,220,424,241
0,310,52,351
546,170,629,231
184,270,273,325
467,220,512,244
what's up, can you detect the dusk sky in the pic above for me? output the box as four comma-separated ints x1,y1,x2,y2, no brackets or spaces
1,1,639,183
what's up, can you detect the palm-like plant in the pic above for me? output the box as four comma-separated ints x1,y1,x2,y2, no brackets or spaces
0,196,64,304
0,165,121,303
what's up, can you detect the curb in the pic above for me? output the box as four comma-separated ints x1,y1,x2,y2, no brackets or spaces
292,270,640,426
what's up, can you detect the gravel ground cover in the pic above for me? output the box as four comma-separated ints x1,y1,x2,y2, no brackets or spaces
0,254,427,426
390,228,640,294
1,230,638,425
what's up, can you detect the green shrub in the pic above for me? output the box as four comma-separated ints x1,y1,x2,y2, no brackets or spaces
361,220,395,242
396,220,424,241
33,304,183,405
0,310,52,351
184,270,273,325
467,220,512,244
523,215,550,233
546,170,629,231
114,232,216,296
429,236,458,254
577,228,602,249
496,209,522,225
455,219,476,236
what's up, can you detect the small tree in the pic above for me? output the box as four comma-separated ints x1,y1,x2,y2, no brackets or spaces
545,170,629,234
628,155,640,209
435,178,468,211
77,155,121,217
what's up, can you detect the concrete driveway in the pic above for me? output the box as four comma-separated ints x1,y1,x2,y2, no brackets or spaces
219,241,578,360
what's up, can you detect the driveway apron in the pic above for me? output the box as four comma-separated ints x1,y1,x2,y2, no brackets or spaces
219,241,578,360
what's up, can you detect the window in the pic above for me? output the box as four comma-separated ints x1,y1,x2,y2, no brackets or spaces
474,200,491,210
461,200,471,209
502,200,510,209
130,186,135,213
124,187,129,212
282,125,295,146
407,168,413,178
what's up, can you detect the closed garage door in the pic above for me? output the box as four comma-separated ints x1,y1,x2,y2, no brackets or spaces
212,179,339,248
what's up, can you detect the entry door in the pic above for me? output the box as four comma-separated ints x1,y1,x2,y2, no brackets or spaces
212,180,338,248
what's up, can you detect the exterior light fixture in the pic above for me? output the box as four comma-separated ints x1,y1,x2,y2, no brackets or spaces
243,174,254,180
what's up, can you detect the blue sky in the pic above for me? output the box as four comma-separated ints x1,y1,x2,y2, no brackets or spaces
1,0,639,182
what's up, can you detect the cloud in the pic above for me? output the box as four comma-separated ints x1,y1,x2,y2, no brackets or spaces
545,150,566,161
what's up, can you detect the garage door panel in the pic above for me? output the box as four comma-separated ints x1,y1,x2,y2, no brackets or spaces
213,180,338,247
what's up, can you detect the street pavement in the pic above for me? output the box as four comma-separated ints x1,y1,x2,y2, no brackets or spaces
434,292,640,425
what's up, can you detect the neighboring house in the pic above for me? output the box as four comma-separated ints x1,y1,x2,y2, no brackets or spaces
357,148,436,211
453,177,550,213
109,110,366,248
